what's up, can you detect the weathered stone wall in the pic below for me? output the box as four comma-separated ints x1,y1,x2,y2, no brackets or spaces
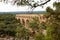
16,14,46,27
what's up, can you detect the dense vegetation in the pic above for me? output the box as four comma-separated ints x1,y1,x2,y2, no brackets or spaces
0,14,17,37
45,2,60,40
0,2,60,40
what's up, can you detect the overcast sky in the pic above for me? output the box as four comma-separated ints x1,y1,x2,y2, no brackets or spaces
0,0,58,12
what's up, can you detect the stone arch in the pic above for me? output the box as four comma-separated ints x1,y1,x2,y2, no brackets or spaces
18,18,21,23
22,19,25,25
26,19,29,23
40,16,42,19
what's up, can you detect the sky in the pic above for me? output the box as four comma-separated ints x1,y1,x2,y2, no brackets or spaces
0,0,58,12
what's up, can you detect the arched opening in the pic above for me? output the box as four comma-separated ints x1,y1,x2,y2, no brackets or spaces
18,19,21,23
40,16,42,19
42,16,45,20
26,19,29,23
22,19,25,25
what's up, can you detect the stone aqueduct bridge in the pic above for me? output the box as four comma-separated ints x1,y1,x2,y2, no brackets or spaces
16,14,46,28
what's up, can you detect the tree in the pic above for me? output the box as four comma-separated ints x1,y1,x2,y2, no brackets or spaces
16,22,31,40
0,0,51,10
27,17,45,40
28,17,40,33
0,14,17,37
34,32,44,40
45,2,60,40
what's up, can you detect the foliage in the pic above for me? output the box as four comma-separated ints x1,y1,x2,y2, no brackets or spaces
0,14,17,37
28,17,40,32
0,0,51,10
15,23,31,40
34,32,44,40
45,2,60,40
27,17,45,40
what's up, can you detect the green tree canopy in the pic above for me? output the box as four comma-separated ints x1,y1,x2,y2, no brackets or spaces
0,14,17,37
45,2,60,40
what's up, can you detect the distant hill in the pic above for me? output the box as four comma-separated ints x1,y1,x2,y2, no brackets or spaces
0,11,46,14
